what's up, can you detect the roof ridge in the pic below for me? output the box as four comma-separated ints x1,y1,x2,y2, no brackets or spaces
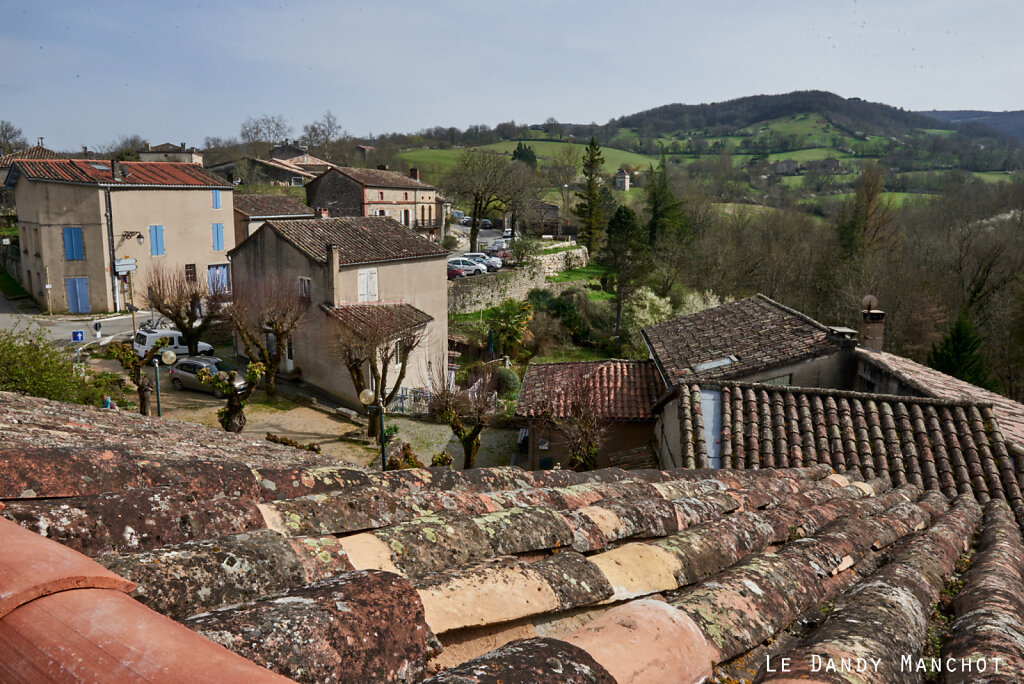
693,380,996,409
753,292,833,333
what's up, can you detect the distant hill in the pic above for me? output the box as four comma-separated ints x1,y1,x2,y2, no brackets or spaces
605,90,949,139
918,110,1024,143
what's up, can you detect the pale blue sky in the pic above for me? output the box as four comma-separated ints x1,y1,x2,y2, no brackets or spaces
3,0,1022,151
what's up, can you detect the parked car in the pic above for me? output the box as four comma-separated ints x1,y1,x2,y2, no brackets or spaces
133,328,212,360
480,218,492,229
169,356,248,397
447,257,486,276
503,227,514,238
447,264,467,280
463,252,502,270
460,216,473,226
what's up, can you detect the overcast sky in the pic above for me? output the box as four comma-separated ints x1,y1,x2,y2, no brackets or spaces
3,0,1022,151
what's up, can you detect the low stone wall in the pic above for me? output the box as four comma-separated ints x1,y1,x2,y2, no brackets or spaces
448,247,589,313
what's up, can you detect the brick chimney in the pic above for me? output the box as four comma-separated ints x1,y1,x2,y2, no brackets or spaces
409,168,420,181
859,295,885,351
377,164,389,171
317,207,330,219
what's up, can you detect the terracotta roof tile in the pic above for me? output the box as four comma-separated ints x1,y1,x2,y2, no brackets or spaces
323,302,433,340
233,194,315,218
325,166,437,190
6,159,232,188
516,360,666,420
642,294,837,384
246,216,447,265
0,144,62,168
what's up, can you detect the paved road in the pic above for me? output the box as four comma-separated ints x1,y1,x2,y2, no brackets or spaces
0,294,150,349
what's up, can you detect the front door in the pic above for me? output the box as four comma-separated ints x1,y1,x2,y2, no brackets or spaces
65,277,89,314
208,265,230,294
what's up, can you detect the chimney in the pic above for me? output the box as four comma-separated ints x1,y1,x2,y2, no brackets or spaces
859,294,885,351
377,164,389,171
409,168,420,181
82,146,90,159
317,207,330,219
111,160,118,181
180,142,185,149
37,137,44,147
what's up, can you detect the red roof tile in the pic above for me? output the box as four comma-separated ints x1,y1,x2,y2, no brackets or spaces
516,360,666,420
324,302,433,339
0,145,62,168
234,194,315,218
7,159,232,188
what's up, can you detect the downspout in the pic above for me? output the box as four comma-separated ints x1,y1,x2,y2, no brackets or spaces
104,187,122,311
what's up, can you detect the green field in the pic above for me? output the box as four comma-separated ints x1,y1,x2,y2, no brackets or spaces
477,140,656,173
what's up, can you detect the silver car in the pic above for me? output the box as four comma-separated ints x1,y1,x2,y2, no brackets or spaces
169,357,247,397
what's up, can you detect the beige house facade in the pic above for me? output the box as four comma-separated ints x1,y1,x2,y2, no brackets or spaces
6,159,234,314
228,216,448,408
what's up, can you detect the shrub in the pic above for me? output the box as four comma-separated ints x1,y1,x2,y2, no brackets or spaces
442,235,459,251
495,367,520,395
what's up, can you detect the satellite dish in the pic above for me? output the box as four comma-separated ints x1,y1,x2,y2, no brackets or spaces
861,294,879,311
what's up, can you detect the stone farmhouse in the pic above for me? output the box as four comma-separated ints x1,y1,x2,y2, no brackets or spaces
305,166,449,237
4,159,233,313
228,215,448,407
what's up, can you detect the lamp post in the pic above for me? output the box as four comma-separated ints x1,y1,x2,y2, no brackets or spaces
154,349,177,417
359,388,387,471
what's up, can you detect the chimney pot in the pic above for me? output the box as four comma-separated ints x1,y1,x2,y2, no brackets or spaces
859,302,885,351
37,137,44,147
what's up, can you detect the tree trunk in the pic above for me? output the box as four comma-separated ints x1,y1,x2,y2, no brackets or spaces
461,435,479,470
222,409,246,433
137,378,152,416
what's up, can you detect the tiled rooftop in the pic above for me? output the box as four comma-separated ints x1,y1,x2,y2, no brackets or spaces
257,216,448,266
641,294,837,384
323,302,433,339
4,159,232,188
330,166,436,190
3,391,1024,682
516,360,666,421
234,194,315,218
0,144,62,168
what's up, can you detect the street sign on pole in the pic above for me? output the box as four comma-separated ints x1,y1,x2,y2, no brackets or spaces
72,331,84,342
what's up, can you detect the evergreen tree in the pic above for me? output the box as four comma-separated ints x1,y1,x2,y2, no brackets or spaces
574,137,607,253
511,141,537,169
644,149,687,247
927,312,996,390
600,206,652,337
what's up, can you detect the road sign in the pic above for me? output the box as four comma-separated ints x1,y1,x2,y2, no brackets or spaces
93,322,102,332
115,263,137,274
115,257,137,267
72,331,84,342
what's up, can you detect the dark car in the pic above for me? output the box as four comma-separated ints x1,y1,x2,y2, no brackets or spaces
447,265,467,280
169,356,248,397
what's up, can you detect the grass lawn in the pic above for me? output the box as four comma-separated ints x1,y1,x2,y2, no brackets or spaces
546,263,612,283
531,345,613,363
453,305,500,323
766,147,851,163
476,140,656,173
0,271,30,298
973,171,1018,184
586,289,614,302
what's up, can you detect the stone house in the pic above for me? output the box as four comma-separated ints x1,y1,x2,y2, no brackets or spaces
138,142,204,165
515,359,665,470
205,156,315,187
803,158,843,174
227,216,448,407
770,159,799,176
4,159,234,313
305,166,448,237
614,168,631,191
232,193,316,246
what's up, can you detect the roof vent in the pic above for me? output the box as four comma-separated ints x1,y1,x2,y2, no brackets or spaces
692,356,737,373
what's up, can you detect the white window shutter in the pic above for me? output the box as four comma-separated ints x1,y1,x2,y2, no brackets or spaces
368,269,378,301
358,270,368,302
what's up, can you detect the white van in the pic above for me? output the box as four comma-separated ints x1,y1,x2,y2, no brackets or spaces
133,328,213,359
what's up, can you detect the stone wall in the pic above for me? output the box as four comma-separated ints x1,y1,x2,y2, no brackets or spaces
448,246,588,313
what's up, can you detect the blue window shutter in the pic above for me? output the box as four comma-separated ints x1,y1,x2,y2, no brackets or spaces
212,223,224,251
63,227,74,260
150,225,164,256
212,189,221,209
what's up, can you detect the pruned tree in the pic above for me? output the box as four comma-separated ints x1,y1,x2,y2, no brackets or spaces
109,338,169,415
0,120,28,155
144,264,223,357
530,369,608,471
328,305,428,437
223,275,310,400
428,363,498,469
197,361,266,433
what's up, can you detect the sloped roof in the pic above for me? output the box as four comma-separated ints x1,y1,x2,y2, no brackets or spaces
322,166,436,190
2,391,1024,681
670,381,1024,528
516,360,666,421
0,144,62,168
858,346,1024,450
249,216,447,265
641,294,837,384
5,159,232,189
323,302,433,339
234,194,315,219
251,156,315,178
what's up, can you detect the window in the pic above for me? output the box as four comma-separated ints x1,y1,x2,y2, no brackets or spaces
63,226,84,261
290,177,304,186
184,264,196,282
357,268,378,303
378,191,384,200
298,276,311,299
377,209,387,216
404,192,409,201
149,225,165,256
212,223,225,251
212,189,221,209
208,264,230,294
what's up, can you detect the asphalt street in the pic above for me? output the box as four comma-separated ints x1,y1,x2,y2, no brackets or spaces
0,294,150,350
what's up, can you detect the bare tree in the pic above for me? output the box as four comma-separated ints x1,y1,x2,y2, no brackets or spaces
240,114,292,157
428,364,498,469
327,306,427,437
301,111,346,152
443,150,525,251
197,361,266,433
224,275,310,399
144,264,223,357
545,147,581,230
109,339,169,415
0,120,27,155
530,369,609,471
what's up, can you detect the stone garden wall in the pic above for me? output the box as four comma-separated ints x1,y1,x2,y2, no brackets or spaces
448,246,589,313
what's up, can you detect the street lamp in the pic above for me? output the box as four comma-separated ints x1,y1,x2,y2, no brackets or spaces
154,349,177,417
359,388,387,471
